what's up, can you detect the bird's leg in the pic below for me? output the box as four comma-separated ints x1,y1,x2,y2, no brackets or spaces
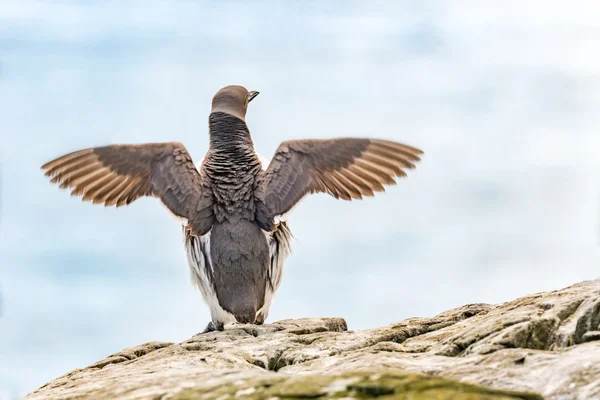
198,320,224,334
254,313,265,325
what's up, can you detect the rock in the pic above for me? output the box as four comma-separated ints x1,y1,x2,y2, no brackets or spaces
24,280,600,400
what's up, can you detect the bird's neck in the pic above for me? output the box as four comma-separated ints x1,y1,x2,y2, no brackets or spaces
205,112,262,221
208,112,253,152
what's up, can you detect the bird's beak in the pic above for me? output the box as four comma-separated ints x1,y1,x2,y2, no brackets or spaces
248,91,260,102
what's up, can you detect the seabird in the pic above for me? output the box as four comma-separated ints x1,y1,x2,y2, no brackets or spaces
41,85,424,333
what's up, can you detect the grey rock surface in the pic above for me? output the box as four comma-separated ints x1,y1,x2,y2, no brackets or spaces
24,280,600,400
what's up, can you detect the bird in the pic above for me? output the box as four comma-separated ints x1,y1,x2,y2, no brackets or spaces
40,85,424,333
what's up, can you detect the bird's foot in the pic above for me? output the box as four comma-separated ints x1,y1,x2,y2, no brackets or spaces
255,312,266,325
197,321,224,335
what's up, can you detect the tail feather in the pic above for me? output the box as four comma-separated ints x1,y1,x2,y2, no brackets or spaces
231,304,258,324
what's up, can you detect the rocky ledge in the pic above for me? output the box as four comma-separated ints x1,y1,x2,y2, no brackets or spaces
25,280,600,399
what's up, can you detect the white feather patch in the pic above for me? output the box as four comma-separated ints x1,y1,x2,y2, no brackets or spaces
195,155,205,172
256,222,293,321
184,229,235,326
273,211,289,224
257,153,270,171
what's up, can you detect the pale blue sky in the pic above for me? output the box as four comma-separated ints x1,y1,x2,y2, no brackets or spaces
1,1,600,397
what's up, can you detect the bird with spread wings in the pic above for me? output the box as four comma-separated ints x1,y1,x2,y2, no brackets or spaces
41,85,423,332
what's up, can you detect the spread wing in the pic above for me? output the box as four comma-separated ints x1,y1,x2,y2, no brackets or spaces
41,142,214,235
257,138,423,227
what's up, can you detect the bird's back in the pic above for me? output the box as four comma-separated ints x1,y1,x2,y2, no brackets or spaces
201,111,270,323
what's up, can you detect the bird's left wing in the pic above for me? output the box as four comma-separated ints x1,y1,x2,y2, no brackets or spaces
256,138,423,229
41,142,214,235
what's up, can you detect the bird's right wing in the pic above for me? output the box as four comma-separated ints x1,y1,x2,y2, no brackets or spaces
41,142,214,235
256,138,423,228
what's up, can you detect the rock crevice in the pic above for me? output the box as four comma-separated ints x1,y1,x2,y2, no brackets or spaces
25,280,600,400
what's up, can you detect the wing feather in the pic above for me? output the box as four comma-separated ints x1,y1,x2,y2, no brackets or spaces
41,142,214,235
257,138,422,228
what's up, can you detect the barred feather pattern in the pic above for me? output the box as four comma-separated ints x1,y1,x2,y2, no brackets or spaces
184,112,293,325
203,112,264,222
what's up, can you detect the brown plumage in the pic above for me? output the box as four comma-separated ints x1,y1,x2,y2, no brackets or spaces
41,143,214,235
256,138,422,229
41,84,423,333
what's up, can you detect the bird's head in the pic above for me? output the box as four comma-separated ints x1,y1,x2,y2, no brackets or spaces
211,85,259,121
